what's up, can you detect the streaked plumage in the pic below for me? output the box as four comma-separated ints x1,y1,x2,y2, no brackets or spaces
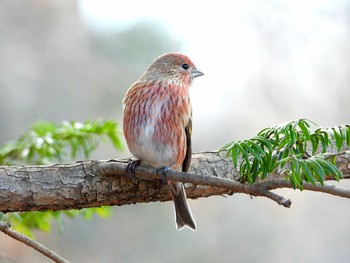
123,53,203,230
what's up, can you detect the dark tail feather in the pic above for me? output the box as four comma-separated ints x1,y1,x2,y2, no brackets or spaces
168,182,196,230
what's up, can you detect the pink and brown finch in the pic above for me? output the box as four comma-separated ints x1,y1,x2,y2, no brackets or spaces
123,53,203,230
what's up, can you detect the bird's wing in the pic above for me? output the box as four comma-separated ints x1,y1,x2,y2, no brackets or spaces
182,113,192,173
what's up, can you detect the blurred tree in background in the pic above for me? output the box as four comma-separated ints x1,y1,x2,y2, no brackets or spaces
0,1,184,262
0,0,181,151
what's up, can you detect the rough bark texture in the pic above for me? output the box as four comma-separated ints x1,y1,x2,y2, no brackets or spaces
0,152,230,212
0,151,350,213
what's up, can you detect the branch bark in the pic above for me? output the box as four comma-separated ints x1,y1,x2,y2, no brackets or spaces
1,150,350,213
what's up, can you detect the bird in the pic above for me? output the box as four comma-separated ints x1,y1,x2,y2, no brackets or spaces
123,52,203,230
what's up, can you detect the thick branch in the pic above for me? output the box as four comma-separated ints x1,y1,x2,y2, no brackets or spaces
0,151,350,212
99,159,291,207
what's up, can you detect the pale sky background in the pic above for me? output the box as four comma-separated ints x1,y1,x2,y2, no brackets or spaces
79,0,349,148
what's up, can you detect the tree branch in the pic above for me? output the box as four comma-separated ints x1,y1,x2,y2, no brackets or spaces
0,150,350,213
0,221,70,263
98,159,292,207
260,179,350,198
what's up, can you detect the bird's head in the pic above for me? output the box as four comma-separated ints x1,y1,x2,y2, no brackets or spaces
142,53,204,87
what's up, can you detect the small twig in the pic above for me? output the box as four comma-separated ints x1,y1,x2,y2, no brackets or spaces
0,221,70,263
163,169,292,207
260,179,350,198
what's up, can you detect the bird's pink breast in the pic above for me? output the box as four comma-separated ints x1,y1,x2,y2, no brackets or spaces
123,81,190,168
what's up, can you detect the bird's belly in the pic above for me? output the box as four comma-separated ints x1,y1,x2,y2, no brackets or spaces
131,125,176,168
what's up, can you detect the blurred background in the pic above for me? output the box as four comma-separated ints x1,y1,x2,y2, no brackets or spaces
1,0,350,262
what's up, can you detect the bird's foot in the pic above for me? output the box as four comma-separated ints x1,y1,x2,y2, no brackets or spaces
126,160,141,184
156,166,171,184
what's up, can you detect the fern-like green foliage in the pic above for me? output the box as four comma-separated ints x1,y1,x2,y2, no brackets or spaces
0,119,122,237
220,119,348,190
0,120,123,165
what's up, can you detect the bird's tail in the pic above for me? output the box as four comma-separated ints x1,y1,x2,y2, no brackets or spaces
168,181,196,230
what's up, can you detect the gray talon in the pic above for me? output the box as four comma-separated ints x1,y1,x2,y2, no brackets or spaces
126,160,141,184
156,166,171,183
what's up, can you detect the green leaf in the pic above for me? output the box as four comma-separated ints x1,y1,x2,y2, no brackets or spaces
298,120,311,140
300,161,316,185
307,159,325,185
289,125,297,145
238,144,251,177
240,141,261,163
316,158,342,181
251,158,260,182
332,127,343,151
268,151,278,172
260,157,269,179
310,136,319,154
318,134,328,153
240,162,251,182
346,125,350,146
291,159,302,190
251,136,273,151
278,148,291,168
108,132,124,151
230,144,240,169
219,141,233,153
95,207,112,218
341,126,348,147
257,127,273,138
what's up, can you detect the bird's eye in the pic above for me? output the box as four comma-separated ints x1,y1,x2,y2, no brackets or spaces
181,63,190,70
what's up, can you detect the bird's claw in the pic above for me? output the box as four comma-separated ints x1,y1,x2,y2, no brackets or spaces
126,160,141,184
156,166,171,184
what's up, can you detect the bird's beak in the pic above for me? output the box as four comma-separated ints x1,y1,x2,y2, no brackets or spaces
191,68,204,78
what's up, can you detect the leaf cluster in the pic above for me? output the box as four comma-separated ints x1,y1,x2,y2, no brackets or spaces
0,119,123,165
0,119,122,237
221,119,348,189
